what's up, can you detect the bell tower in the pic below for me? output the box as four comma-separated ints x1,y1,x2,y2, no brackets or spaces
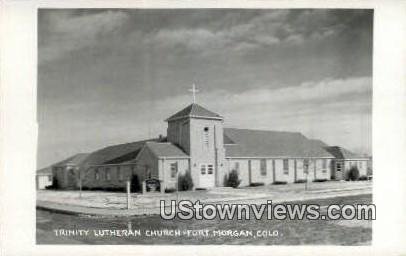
165,85,225,188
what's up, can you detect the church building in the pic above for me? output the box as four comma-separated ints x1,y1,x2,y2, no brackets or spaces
50,103,370,191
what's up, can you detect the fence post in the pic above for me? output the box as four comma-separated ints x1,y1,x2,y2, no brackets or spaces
127,180,131,210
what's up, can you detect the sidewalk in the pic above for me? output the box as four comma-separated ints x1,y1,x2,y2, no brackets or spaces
36,181,372,217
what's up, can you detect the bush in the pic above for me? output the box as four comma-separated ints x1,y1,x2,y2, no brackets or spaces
273,181,287,185
45,177,59,190
225,170,241,188
294,179,307,183
313,178,328,182
165,188,177,193
130,175,141,192
250,182,264,187
347,166,360,181
178,171,194,191
358,175,368,181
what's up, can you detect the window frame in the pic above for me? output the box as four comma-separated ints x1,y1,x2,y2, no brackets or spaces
200,164,206,175
95,169,100,180
203,127,209,147
170,162,178,178
260,159,267,176
303,159,309,174
105,167,111,181
322,159,327,169
207,164,214,175
283,159,289,174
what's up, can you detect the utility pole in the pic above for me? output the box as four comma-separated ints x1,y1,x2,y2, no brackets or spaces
127,180,131,210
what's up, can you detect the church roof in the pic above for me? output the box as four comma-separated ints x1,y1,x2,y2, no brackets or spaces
37,166,52,175
83,138,162,166
223,128,333,158
324,146,367,159
53,153,90,167
144,142,189,159
166,103,223,122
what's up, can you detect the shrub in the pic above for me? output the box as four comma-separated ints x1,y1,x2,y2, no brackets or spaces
313,179,328,182
130,175,141,192
165,188,177,193
347,166,360,181
273,181,287,185
358,175,368,181
250,182,264,187
45,177,59,190
225,170,241,188
294,179,307,183
178,171,194,191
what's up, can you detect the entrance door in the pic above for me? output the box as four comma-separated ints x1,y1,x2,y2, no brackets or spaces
335,162,344,180
199,164,215,188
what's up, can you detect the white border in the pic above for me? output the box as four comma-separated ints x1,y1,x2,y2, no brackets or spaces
1,0,405,255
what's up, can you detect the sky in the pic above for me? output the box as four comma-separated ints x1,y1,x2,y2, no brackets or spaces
37,9,373,169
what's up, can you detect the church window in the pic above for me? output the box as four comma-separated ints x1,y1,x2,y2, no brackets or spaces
105,168,111,180
146,166,151,179
272,160,275,173
95,169,100,180
260,159,267,176
203,127,209,147
234,162,240,171
207,164,214,174
336,163,342,172
322,159,327,169
304,159,309,174
118,167,124,181
200,164,206,175
170,162,178,178
283,159,289,174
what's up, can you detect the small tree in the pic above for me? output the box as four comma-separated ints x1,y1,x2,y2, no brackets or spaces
178,171,194,191
225,170,241,188
348,166,360,181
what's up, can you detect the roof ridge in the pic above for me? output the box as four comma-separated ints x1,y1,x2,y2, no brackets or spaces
225,127,302,134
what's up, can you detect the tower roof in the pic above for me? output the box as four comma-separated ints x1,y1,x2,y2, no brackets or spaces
165,103,223,122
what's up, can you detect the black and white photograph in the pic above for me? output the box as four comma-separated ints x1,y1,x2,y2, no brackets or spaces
34,8,375,245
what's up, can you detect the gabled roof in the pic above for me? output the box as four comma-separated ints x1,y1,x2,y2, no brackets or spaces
53,153,90,167
324,146,367,159
83,139,161,166
223,128,333,158
166,103,223,122
37,166,52,175
145,142,189,159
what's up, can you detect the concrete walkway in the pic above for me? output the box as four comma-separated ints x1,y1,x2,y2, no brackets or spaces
36,184,372,217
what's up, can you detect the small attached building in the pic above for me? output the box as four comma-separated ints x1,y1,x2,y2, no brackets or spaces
36,167,53,190
325,146,369,180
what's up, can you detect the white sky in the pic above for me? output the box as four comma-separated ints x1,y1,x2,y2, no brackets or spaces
37,9,373,168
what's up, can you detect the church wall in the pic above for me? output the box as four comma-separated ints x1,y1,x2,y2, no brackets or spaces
189,118,225,188
248,159,274,185
167,119,190,154
136,146,160,179
160,159,190,190
343,160,368,179
80,164,135,189
226,159,250,187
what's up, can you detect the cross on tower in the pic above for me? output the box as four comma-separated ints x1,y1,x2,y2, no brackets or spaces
188,83,200,103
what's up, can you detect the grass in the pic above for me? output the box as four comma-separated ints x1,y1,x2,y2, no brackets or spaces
37,194,372,245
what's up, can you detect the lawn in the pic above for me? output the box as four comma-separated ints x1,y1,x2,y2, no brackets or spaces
36,194,372,245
